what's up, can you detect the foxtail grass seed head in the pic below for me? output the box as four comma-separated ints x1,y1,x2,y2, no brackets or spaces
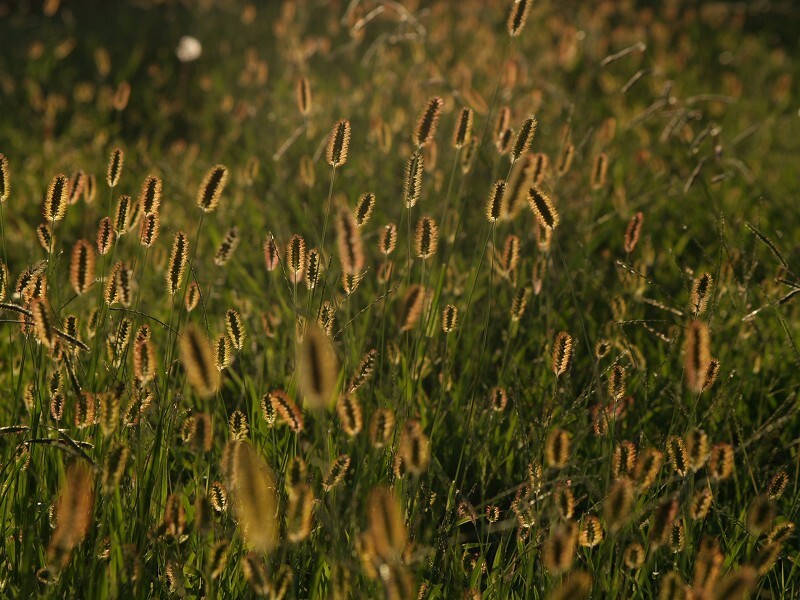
263,236,279,271
453,107,473,148
355,192,376,227
106,148,124,187
766,521,795,546
48,462,95,571
31,297,55,348
97,217,115,255
286,483,314,542
347,348,377,393
36,223,55,252
746,494,776,535
623,542,645,569
133,325,156,384
489,387,508,412
496,127,513,155
545,428,571,468
192,413,213,452
139,212,159,247
608,363,626,401
507,0,532,37
185,281,201,312
335,206,364,276
296,76,311,116
528,186,559,230
214,226,240,266
225,309,246,351
180,323,220,398
557,142,575,176
113,194,132,235
461,136,476,174
305,248,322,290
44,173,69,222
102,442,129,493
69,240,95,295
369,408,395,448
0,153,9,203
590,152,609,189
543,523,577,575
337,394,363,436
231,440,279,553
701,357,720,392
379,223,398,256
286,233,307,282
415,96,443,148
197,164,229,212
578,515,604,548
650,497,679,546
552,331,574,377
553,483,575,520
486,180,505,223
229,410,249,440
297,321,339,410
138,175,162,215
691,272,713,315
511,286,531,320
442,304,458,333
624,211,644,253
685,320,711,393
690,488,713,520
635,447,663,490
68,171,86,205
167,231,189,296
368,486,407,563
214,334,233,371
666,435,688,477
84,173,96,203
269,389,304,433
767,470,789,500
403,152,424,208
501,234,521,274
326,119,351,168
685,428,709,471
415,215,438,259
510,115,537,163
322,455,351,491
398,285,427,332
398,419,430,475
604,478,634,532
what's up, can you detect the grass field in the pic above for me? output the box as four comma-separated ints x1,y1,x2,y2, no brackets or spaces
0,0,799,597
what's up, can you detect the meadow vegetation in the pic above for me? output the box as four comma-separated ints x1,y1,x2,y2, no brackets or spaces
0,0,798,597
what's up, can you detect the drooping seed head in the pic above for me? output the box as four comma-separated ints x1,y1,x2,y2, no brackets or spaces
528,186,559,230
326,119,351,168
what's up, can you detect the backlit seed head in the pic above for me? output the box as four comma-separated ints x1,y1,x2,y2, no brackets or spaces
305,248,322,290
766,521,795,546
624,211,644,253
192,413,213,452
701,357,720,392
403,152,424,208
138,175,162,215
336,394,363,436
623,542,645,569
578,515,604,548
0,153,9,203
84,173,96,203
47,463,95,571
754,542,782,576
545,428,571,468
590,152,608,190
489,386,508,412
286,483,314,542
214,226,240,266
231,440,279,553
486,180,505,223
348,348,377,393
263,236,279,271
415,96,443,148
44,173,69,222
326,119,351,168
398,420,430,475
511,286,531,321
139,212,160,247
552,331,573,377
229,410,249,440
453,107,474,149
635,448,663,490
553,484,575,520
415,215,438,259
31,298,55,348
369,408,394,448
398,285,427,332
184,281,201,313
500,234,521,275
286,233,307,282
322,454,351,491
269,389,304,433
690,487,713,520
685,320,711,393
317,301,336,336
214,334,233,371
607,363,626,402
36,223,53,252
133,326,156,384
708,442,734,480
225,309,245,351
496,127,513,154
106,148,124,187
69,171,86,205
666,435,689,477
461,136,476,174
167,231,189,296
543,523,577,574
113,194,132,235
442,304,458,333
612,441,637,478
685,428,709,471
691,272,713,315
355,192,376,227
69,240,95,295
97,217,115,255
669,519,685,553
336,205,364,276
367,487,408,563
507,0,532,37
296,75,311,116
209,481,228,513
197,164,229,212
102,442,129,493
510,115,537,163
379,223,398,255
180,324,220,398
767,470,789,500
297,321,339,410
528,186,559,230
556,142,575,176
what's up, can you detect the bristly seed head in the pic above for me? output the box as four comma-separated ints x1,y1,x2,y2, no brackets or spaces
197,164,229,212
326,119,351,168
415,96,443,148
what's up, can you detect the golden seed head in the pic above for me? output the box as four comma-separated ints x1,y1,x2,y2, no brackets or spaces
322,454,351,491
691,272,713,315
326,119,351,168
231,440,279,553
624,211,644,253
442,304,458,333
96,216,115,255
113,194,132,235
0,153,9,203
180,323,220,398
269,389,304,433
528,186,559,230
578,515,604,548
214,334,233,371
369,408,394,448
336,205,364,276
44,173,69,222
453,107,474,149
415,96,443,148
590,152,609,190
507,0,532,37
767,470,789,500
403,152,424,208
106,148,124,187
296,75,311,116
666,435,688,477
486,180,506,223
355,192,376,227
415,215,439,259
545,428,571,468
511,286,531,321
552,331,574,377
167,231,189,295
297,321,339,410
263,236,279,271
685,320,711,393
510,115,537,163
214,226,240,266
196,164,229,212
336,394,363,437
225,308,246,351
379,223,398,255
